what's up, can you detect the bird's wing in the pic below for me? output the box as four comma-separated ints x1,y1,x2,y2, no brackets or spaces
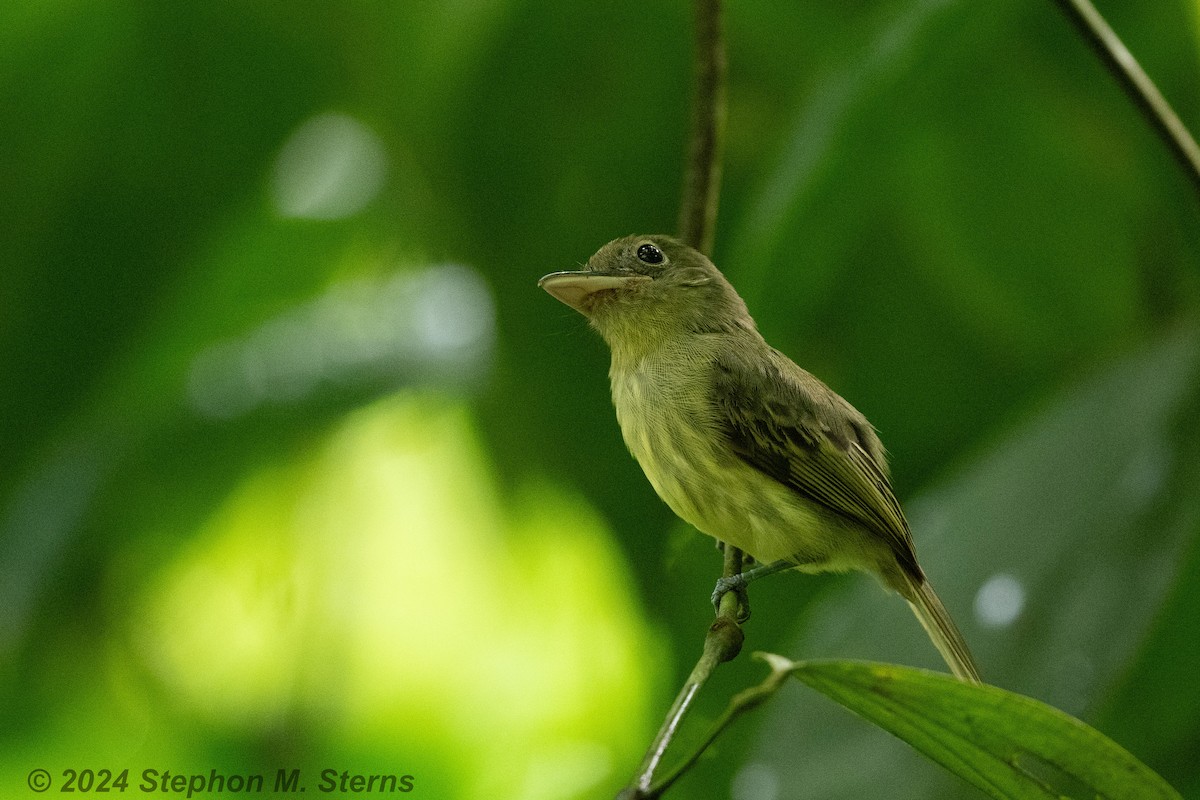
710,346,923,580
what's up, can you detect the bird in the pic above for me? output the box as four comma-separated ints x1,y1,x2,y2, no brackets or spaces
538,234,981,683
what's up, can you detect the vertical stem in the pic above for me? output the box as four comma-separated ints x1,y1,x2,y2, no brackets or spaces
677,0,727,256
1053,0,1200,198
619,3,736,797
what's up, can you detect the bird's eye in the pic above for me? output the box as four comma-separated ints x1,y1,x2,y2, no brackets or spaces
636,243,664,264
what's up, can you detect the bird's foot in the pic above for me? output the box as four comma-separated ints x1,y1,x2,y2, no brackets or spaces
710,559,795,622
711,574,752,622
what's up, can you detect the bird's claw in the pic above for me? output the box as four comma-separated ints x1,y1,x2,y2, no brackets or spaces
711,574,751,622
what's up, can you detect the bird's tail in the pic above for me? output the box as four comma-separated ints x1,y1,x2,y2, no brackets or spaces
903,577,982,684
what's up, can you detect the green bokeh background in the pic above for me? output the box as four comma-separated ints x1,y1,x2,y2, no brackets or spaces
3,1,1200,798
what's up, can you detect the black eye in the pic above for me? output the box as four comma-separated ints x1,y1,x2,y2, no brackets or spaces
636,243,664,264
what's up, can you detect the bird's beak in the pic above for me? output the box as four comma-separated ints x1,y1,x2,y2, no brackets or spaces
538,270,651,314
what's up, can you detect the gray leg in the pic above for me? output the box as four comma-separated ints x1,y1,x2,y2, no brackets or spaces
711,558,794,616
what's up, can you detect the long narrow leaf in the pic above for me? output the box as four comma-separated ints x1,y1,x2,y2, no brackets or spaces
772,656,1180,800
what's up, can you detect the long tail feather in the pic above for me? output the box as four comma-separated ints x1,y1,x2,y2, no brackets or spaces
904,578,982,684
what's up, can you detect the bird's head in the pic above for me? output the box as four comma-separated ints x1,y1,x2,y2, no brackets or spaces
539,234,752,351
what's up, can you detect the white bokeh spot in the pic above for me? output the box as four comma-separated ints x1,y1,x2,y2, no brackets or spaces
974,573,1026,629
273,112,388,219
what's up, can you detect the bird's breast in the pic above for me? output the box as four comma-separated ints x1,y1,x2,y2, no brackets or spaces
608,346,749,542
608,343,839,564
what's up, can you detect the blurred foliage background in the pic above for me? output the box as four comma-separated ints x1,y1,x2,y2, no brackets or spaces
2,1,1200,798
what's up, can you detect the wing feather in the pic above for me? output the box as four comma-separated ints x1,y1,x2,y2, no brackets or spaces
711,346,923,581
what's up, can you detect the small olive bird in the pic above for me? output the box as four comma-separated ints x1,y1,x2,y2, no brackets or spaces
539,234,981,683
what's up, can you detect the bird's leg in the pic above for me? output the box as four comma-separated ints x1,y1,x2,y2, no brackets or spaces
711,559,793,617
717,540,756,564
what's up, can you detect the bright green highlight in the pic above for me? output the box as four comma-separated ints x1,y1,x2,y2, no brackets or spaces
133,395,660,799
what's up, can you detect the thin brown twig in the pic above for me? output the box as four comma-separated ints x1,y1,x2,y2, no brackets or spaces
677,0,727,256
1053,0,1200,199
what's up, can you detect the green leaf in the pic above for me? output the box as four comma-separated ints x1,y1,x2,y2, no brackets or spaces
775,657,1182,800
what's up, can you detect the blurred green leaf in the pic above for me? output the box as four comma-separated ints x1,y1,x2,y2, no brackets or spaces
778,658,1181,800
1095,496,1200,785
